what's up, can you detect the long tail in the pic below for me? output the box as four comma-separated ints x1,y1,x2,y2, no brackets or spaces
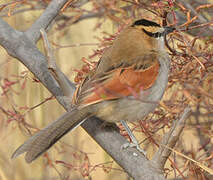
12,108,89,163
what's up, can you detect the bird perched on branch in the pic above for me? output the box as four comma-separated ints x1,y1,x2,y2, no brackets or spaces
12,18,174,163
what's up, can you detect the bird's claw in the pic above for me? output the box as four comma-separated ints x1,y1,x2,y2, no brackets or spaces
121,142,146,156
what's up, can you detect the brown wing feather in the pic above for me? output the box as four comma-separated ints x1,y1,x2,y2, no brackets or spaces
73,59,159,106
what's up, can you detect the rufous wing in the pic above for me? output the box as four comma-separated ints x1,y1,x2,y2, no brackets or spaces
73,60,159,106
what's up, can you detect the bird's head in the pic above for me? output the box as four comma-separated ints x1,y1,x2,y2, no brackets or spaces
102,18,175,62
131,19,175,39
128,19,175,53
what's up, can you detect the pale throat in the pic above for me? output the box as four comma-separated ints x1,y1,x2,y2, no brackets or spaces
157,37,166,52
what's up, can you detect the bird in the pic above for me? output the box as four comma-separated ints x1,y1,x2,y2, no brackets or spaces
12,18,174,163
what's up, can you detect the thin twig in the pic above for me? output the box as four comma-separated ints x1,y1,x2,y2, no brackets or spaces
183,21,213,31
0,7,44,17
40,28,74,102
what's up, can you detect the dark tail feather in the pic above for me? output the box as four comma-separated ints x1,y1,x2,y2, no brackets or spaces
11,108,89,163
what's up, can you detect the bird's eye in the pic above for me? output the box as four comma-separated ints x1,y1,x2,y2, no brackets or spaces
142,29,163,38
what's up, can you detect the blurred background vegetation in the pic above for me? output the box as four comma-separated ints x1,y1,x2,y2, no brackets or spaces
0,0,213,179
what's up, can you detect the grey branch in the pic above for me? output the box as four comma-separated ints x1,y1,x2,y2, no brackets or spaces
26,0,69,43
152,107,192,169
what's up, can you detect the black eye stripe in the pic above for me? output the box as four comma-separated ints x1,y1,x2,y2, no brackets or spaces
132,19,160,27
142,28,164,38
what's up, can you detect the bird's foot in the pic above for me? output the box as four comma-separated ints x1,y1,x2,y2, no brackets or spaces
122,142,146,156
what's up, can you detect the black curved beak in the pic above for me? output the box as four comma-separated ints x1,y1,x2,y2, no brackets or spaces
164,26,175,35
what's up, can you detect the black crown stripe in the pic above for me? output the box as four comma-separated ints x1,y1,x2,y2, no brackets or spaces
132,19,160,27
